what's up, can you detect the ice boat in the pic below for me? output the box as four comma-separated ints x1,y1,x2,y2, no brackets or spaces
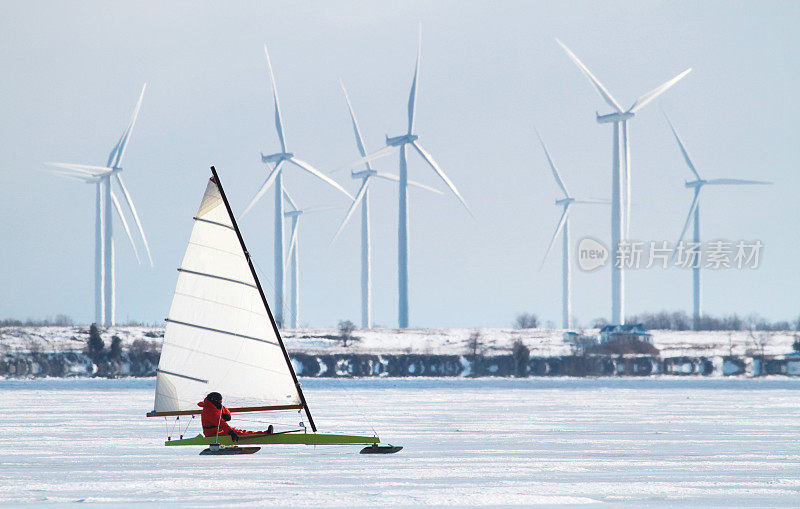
146,166,398,455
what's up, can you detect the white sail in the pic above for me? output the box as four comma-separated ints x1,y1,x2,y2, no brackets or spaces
152,178,302,414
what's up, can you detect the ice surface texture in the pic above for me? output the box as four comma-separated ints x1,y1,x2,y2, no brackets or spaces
2,378,800,506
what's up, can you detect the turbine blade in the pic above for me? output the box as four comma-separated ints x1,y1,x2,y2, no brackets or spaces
535,128,570,198
334,145,399,173
45,167,98,182
106,138,122,168
662,111,701,180
302,205,339,214
410,141,473,217
556,39,622,112
285,220,299,272
676,188,701,247
241,160,284,218
373,172,443,194
541,205,571,269
339,80,371,170
288,157,353,200
110,189,141,264
407,25,422,135
114,174,153,266
704,178,773,186
573,199,610,204
113,83,147,168
628,69,692,113
46,162,113,176
330,178,370,245
282,190,298,211
264,44,287,152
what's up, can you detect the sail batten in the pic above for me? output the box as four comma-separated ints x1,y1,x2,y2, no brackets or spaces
156,369,209,384
164,319,279,346
152,176,304,415
176,268,258,289
193,216,236,230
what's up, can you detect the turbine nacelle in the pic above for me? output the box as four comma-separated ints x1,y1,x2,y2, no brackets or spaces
385,134,418,146
284,209,303,218
596,111,635,124
351,169,378,179
87,170,119,182
685,179,705,189
261,151,294,164
555,197,575,206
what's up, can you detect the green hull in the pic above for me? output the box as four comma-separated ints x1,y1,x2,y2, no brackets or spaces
166,432,379,447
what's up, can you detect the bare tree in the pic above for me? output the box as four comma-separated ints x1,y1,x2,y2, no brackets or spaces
513,313,539,329
747,327,774,376
130,339,160,355
53,314,74,326
465,330,485,358
728,332,734,357
335,320,360,348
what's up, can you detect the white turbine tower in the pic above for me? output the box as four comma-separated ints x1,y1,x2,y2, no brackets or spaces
332,81,442,329
537,131,607,329
337,26,472,328
241,45,352,328
282,191,338,329
557,39,691,325
46,84,152,326
664,112,772,330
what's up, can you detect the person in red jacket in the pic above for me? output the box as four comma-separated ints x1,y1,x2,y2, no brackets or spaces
198,392,273,442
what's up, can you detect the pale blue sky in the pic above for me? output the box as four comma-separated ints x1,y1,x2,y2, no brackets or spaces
1,1,798,327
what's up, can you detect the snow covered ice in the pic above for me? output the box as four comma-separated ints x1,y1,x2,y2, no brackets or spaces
2,378,800,506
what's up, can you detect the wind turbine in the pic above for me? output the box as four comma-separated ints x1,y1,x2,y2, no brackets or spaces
331,81,442,329
557,39,691,325
46,84,152,326
282,191,338,329
664,112,771,330
537,131,607,329
241,45,352,328
337,26,472,328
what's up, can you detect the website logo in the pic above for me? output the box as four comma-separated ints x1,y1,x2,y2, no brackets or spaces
577,237,609,271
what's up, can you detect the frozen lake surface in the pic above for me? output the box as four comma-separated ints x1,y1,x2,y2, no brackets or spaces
2,378,800,507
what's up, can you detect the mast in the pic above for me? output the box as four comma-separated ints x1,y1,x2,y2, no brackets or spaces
209,166,317,432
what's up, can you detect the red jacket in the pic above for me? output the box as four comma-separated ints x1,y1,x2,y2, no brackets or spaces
198,397,234,437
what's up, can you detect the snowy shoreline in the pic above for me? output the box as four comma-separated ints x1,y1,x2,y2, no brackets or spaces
2,325,798,378
2,325,797,356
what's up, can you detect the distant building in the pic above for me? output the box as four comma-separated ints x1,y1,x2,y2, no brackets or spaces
599,324,653,344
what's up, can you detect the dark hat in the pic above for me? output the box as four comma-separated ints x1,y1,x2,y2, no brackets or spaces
206,392,222,403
